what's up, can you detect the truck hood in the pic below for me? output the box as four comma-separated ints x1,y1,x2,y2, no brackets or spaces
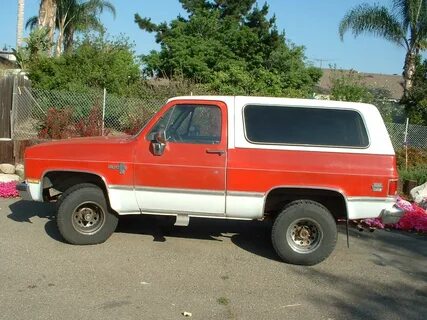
25,136,136,163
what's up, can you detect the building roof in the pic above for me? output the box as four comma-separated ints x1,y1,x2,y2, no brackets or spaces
0,51,17,69
318,68,404,100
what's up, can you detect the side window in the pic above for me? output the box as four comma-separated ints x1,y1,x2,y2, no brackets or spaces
148,104,222,144
244,105,369,148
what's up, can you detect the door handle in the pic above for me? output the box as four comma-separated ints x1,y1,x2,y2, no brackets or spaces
206,149,226,155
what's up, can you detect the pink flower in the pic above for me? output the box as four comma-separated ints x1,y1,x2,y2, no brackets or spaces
0,182,19,198
394,205,427,232
396,197,413,212
361,218,385,229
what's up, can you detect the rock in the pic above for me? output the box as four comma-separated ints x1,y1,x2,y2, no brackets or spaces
0,174,20,183
15,164,25,179
0,164,15,174
410,182,427,204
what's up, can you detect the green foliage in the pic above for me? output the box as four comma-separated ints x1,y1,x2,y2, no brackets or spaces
396,147,427,169
339,3,406,46
401,57,427,125
26,0,117,55
396,145,427,187
330,69,373,103
328,68,405,122
399,165,427,184
216,297,230,306
338,0,427,98
14,27,51,69
375,100,406,123
135,0,321,97
27,35,141,96
58,0,117,53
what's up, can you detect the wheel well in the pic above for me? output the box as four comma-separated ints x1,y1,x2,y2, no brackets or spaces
43,171,108,202
264,188,347,221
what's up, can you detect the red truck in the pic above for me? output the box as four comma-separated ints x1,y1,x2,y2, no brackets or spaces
18,96,403,265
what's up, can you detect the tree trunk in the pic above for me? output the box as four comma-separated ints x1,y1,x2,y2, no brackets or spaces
38,0,57,54
64,27,75,53
402,50,416,98
55,21,65,57
16,0,25,49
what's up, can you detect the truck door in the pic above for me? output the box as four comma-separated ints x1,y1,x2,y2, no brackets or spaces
134,100,227,215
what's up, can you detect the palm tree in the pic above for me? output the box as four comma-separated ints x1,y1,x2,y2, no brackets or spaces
26,0,115,56
55,0,116,55
16,0,25,49
339,0,427,98
38,0,57,52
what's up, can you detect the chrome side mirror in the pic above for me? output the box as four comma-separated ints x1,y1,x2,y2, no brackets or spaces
152,130,166,156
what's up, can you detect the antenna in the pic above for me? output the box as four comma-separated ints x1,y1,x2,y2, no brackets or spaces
312,58,336,69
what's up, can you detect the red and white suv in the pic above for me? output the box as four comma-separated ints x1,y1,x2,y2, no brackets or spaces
18,96,403,265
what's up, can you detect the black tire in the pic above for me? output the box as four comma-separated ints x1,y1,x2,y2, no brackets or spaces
57,183,118,245
271,200,337,266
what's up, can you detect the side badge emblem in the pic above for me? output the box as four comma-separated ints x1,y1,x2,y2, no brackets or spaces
108,163,127,175
372,183,383,192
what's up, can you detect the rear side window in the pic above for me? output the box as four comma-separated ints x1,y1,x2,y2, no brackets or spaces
244,105,369,148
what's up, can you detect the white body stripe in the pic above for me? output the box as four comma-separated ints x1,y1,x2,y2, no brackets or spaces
107,184,397,221
347,197,396,220
28,182,42,201
108,187,140,214
136,188,225,215
225,194,264,219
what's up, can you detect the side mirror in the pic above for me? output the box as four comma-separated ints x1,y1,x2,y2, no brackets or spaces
152,130,166,156
155,130,166,144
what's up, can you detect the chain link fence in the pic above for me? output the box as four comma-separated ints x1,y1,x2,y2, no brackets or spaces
385,122,427,150
11,86,427,150
12,87,165,140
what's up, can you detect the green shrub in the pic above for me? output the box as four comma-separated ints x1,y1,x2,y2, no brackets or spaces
399,166,427,184
396,147,427,169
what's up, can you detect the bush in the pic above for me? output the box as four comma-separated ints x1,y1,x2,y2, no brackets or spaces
38,108,73,139
330,69,373,103
122,118,145,136
396,147,427,169
38,105,108,138
399,166,427,185
74,104,107,137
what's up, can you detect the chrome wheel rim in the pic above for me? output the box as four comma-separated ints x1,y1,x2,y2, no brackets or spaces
71,201,106,235
286,218,323,254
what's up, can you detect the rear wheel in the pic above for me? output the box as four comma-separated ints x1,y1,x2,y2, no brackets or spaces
57,183,118,245
272,200,337,265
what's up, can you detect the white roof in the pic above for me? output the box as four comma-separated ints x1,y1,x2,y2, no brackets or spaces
167,95,394,155
168,95,378,112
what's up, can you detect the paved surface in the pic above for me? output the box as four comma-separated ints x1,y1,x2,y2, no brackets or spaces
0,198,426,320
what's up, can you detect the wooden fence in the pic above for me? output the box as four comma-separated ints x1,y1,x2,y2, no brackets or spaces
0,74,30,163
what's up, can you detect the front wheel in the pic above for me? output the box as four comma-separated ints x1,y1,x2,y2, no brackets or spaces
272,200,337,265
57,183,118,245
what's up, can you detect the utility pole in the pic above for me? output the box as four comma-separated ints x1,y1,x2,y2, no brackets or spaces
16,0,25,49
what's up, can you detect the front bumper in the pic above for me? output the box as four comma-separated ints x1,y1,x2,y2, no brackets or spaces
380,204,405,224
16,182,33,201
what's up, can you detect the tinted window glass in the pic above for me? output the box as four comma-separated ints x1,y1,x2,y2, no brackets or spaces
244,105,369,147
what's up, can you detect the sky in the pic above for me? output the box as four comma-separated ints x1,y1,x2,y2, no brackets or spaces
0,0,419,75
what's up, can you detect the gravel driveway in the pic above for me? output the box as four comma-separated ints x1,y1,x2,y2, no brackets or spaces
0,198,426,320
